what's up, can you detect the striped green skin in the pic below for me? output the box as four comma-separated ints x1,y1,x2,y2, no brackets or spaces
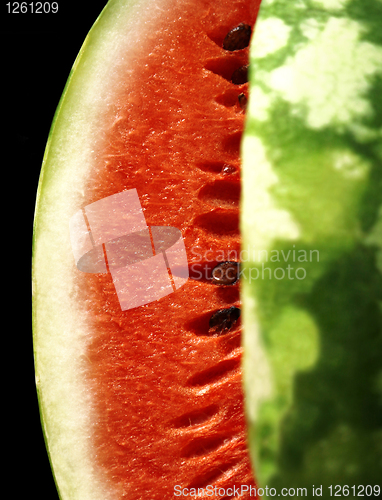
241,0,382,495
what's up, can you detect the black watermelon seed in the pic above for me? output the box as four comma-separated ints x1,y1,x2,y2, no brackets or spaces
209,307,241,335
211,261,240,285
231,65,248,85
223,23,252,51
238,93,248,110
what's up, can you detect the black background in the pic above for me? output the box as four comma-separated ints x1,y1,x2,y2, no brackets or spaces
2,1,107,497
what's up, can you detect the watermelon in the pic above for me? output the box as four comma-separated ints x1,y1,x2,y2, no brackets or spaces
32,0,260,498
242,0,382,495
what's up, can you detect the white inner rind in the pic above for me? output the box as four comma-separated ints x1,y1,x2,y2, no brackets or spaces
32,0,174,498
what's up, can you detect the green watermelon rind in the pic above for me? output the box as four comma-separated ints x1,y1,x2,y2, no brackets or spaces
241,0,382,494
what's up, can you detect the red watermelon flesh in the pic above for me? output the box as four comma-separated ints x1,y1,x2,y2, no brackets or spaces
65,0,260,497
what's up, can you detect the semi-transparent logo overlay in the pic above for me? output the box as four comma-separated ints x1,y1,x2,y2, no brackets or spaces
69,189,189,311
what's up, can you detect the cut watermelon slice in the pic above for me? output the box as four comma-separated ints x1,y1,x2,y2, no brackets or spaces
32,0,260,498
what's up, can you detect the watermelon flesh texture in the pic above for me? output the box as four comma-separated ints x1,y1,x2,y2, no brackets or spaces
33,0,261,498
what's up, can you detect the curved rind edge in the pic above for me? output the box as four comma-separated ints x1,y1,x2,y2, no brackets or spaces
32,0,171,498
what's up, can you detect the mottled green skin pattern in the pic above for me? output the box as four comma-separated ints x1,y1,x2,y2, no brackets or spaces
242,0,382,494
